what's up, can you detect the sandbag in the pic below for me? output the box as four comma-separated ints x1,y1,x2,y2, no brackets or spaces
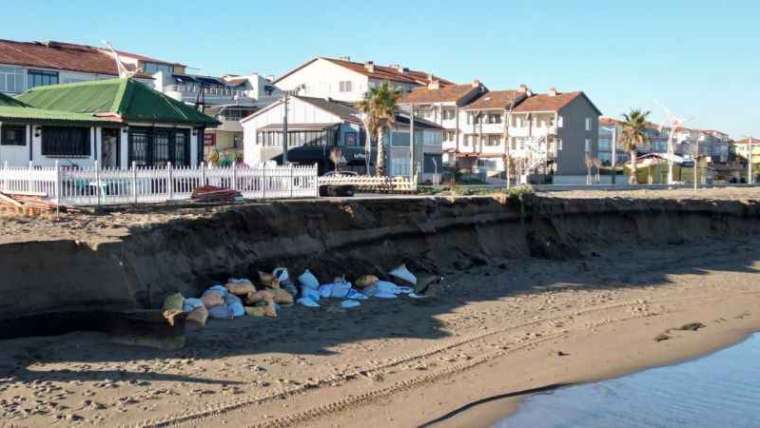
225,278,256,296
182,298,204,313
389,264,416,286
273,267,290,284
297,297,320,308
341,300,361,309
298,269,320,289
162,292,184,312
201,290,225,309
185,306,208,330
208,304,234,320
355,275,379,289
245,303,277,318
318,280,352,299
246,290,274,306
224,293,246,318
258,271,280,289
271,288,294,305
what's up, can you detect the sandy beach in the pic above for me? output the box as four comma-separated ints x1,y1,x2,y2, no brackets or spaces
1,189,760,427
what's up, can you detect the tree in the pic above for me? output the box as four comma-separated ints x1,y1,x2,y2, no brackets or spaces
358,82,400,176
621,109,651,184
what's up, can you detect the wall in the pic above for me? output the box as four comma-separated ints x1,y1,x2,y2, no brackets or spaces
556,96,599,176
276,59,369,102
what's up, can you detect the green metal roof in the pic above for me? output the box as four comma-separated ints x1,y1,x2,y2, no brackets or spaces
17,78,219,127
0,91,114,124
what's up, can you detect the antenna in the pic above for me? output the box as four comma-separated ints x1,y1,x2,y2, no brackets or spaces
101,40,136,79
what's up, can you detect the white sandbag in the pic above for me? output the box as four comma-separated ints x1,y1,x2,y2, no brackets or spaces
341,300,361,309
224,293,246,318
298,269,320,289
318,281,352,299
273,267,290,284
182,298,204,312
297,297,320,308
389,264,417,286
300,286,321,302
365,280,402,298
208,304,234,319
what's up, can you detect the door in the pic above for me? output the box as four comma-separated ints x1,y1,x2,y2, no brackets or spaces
102,128,120,169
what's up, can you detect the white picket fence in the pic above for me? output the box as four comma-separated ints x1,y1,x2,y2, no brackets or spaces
0,162,319,206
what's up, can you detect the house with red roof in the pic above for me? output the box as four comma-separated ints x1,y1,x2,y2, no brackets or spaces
274,57,453,103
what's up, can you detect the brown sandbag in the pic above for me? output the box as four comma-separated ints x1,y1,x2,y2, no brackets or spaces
258,271,280,289
245,303,277,318
246,290,274,306
226,278,257,296
271,288,294,305
201,291,225,308
355,275,379,289
185,306,209,331
162,292,184,312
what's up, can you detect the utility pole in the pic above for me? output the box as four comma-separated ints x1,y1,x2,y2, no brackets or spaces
504,100,515,190
409,104,415,179
281,92,289,165
611,125,617,185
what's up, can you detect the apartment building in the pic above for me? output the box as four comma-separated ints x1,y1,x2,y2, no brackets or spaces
398,80,489,166
274,57,453,102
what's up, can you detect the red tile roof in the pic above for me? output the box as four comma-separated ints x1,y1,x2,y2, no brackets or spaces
512,91,585,113
464,90,526,110
0,40,163,79
275,57,455,86
115,49,184,66
734,138,760,145
400,83,483,104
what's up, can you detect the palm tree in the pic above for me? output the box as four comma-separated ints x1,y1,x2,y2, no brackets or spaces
358,82,400,176
621,109,651,184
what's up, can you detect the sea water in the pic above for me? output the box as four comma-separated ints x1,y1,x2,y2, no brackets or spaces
496,333,760,428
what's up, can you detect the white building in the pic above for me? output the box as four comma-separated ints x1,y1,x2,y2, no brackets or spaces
241,95,443,181
274,57,453,103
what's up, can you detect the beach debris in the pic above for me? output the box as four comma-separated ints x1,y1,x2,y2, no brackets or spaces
654,333,671,342
161,293,185,326
355,275,380,289
676,322,706,331
185,306,208,330
274,267,299,296
224,293,246,318
190,185,240,203
201,286,226,309
258,271,280,289
298,270,320,289
389,264,416,287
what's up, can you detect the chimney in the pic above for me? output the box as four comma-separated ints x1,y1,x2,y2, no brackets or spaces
548,87,558,96
471,79,481,88
428,80,441,90
364,61,375,73
518,84,529,94
392,64,407,73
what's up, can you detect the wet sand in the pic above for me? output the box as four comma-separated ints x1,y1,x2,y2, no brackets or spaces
1,235,759,427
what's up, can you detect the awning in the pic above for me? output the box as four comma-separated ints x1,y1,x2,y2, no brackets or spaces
258,123,340,132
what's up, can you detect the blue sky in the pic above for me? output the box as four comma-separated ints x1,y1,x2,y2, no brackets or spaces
4,0,759,136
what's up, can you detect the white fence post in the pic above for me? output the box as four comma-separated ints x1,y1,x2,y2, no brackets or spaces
132,161,138,205
262,164,267,199
167,162,173,201
232,162,238,191
314,163,320,197
2,161,7,193
27,161,33,194
289,164,294,197
54,161,61,206
95,160,101,207
201,162,206,187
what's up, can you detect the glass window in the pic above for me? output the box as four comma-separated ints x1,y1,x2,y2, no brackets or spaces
485,135,501,146
175,130,189,166
339,81,353,92
143,62,174,76
585,139,591,152
41,126,90,157
442,109,456,120
585,118,592,131
1,125,26,146
558,116,564,128
28,70,59,89
153,131,171,166
0,66,25,93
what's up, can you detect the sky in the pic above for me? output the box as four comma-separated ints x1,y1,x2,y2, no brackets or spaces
3,0,759,137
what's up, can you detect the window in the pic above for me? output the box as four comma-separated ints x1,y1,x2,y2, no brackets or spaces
442,109,456,120
344,132,358,146
487,113,502,124
129,128,190,167
558,116,564,128
0,66,25,93
41,126,90,157
339,81,353,92
143,62,174,76
585,139,591,153
585,118,592,131
558,139,563,151
28,70,59,89
485,135,501,146
444,131,456,141
1,125,26,146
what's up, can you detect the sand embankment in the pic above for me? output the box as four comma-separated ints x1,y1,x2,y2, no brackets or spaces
1,189,760,427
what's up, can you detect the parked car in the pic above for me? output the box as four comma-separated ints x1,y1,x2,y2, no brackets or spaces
319,170,357,197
